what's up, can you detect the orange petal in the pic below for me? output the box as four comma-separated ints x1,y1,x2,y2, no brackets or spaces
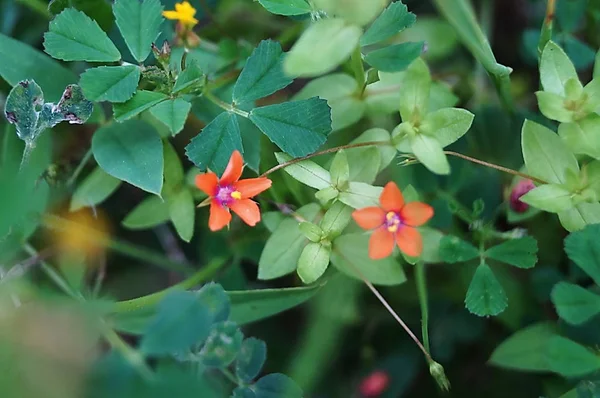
220,150,244,186
369,227,395,260
396,226,423,257
230,199,261,227
195,172,218,196
235,178,272,199
380,182,404,212
401,202,434,227
352,207,385,230
208,200,231,231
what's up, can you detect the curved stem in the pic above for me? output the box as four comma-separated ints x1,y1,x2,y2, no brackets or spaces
67,148,93,186
260,141,390,177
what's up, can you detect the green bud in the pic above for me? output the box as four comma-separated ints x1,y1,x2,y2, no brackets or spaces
429,361,450,392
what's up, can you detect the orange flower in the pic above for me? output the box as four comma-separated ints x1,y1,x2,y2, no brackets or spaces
352,182,434,259
195,151,272,231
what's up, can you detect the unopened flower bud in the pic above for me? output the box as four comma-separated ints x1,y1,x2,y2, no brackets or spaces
359,370,389,397
510,179,535,212
429,361,450,392
152,40,171,65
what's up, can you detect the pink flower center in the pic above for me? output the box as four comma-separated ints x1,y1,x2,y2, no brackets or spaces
215,185,241,207
385,211,402,233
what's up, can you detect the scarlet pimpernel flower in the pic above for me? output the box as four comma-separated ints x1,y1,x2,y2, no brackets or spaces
195,151,272,231
352,182,434,259
162,1,198,27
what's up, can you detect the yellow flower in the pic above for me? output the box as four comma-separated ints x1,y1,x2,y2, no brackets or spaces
163,1,198,27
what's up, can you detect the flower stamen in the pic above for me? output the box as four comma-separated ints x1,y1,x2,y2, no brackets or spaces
385,211,402,233
231,191,242,200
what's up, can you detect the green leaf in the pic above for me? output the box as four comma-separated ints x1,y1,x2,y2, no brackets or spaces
521,120,579,184
140,290,212,356
421,107,475,148
274,152,331,190
520,184,574,213
149,99,191,136
173,62,204,94
79,65,140,103
410,133,450,175
200,321,244,367
546,336,600,377
297,242,331,284
489,322,557,372
113,0,163,63
249,98,332,157
253,374,303,398
551,282,600,325
330,149,349,189
331,233,407,285
360,1,416,46
338,182,382,209
438,235,479,263
313,0,387,26
565,224,600,286
465,263,507,317
364,42,423,72
346,147,380,184
92,119,164,195
167,188,195,242
235,338,267,383
420,227,445,264
43,8,120,62
399,18,459,62
540,41,578,97
536,91,573,123
197,282,231,323
399,58,431,122
258,203,321,280
284,18,362,77
256,0,311,15
233,40,292,104
122,195,170,229
228,283,324,325
558,203,600,232
185,112,243,174
70,166,121,211
485,237,538,269
0,33,76,102
595,50,600,78
347,127,395,175
558,115,600,159
113,90,168,122
320,201,352,239
298,222,322,243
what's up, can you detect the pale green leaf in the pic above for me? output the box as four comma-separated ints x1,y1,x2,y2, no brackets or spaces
520,184,574,213
558,114,600,159
558,202,600,232
338,182,382,209
70,167,121,211
299,222,323,243
319,201,352,239
312,0,387,26
360,1,416,46
551,282,600,325
79,65,140,103
149,98,191,136
438,235,479,263
256,0,311,15
113,90,168,122
43,8,120,62
297,242,331,284
465,263,507,317
274,152,331,190
347,128,395,174
113,0,163,63
167,188,195,242
410,133,450,175
399,58,431,122
485,236,538,269
536,91,573,123
421,107,474,148
346,147,380,184
365,42,423,72
122,196,170,229
330,149,349,189
540,41,579,97
398,18,459,62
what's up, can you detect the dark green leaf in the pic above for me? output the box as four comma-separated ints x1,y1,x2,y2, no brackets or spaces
253,374,303,398
249,98,332,157
465,263,507,317
360,0,415,46
43,8,120,62
113,90,168,121
565,224,600,286
185,112,243,174
546,336,600,377
79,65,140,102
70,166,121,211
113,0,163,63
235,338,267,383
92,119,164,194
140,290,212,356
122,196,170,229
485,236,538,269
196,282,230,324
173,62,204,94
364,42,423,72
551,282,600,325
200,321,244,367
149,98,191,136
233,40,292,104
438,235,479,263
256,0,311,15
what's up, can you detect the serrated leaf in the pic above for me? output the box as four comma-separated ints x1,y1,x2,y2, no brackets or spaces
421,107,475,148
438,235,479,263
70,166,121,211
149,98,191,136
200,321,244,367
233,40,292,104
551,282,600,325
360,1,416,46
253,374,303,398
540,41,578,97
485,236,538,269
113,0,163,63
256,0,311,15
331,233,406,285
140,290,212,356
122,195,170,229
364,42,423,72
284,18,362,77
43,8,120,62
113,90,168,121
521,120,579,184
545,336,600,377
520,184,574,213
197,282,231,323
465,263,507,317
565,224,600,286
79,65,140,103
173,62,204,94
92,119,164,194
250,98,332,157
235,338,267,383
185,112,243,174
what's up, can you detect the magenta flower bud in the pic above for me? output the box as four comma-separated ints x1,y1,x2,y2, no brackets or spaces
359,370,390,397
510,179,535,212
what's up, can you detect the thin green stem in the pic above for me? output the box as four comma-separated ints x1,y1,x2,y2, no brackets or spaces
19,142,34,172
350,46,366,94
203,91,249,118
113,257,227,313
415,261,431,357
15,0,50,19
103,327,154,380
67,148,93,186
220,368,240,386
260,141,391,177
23,244,82,300
538,0,556,58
